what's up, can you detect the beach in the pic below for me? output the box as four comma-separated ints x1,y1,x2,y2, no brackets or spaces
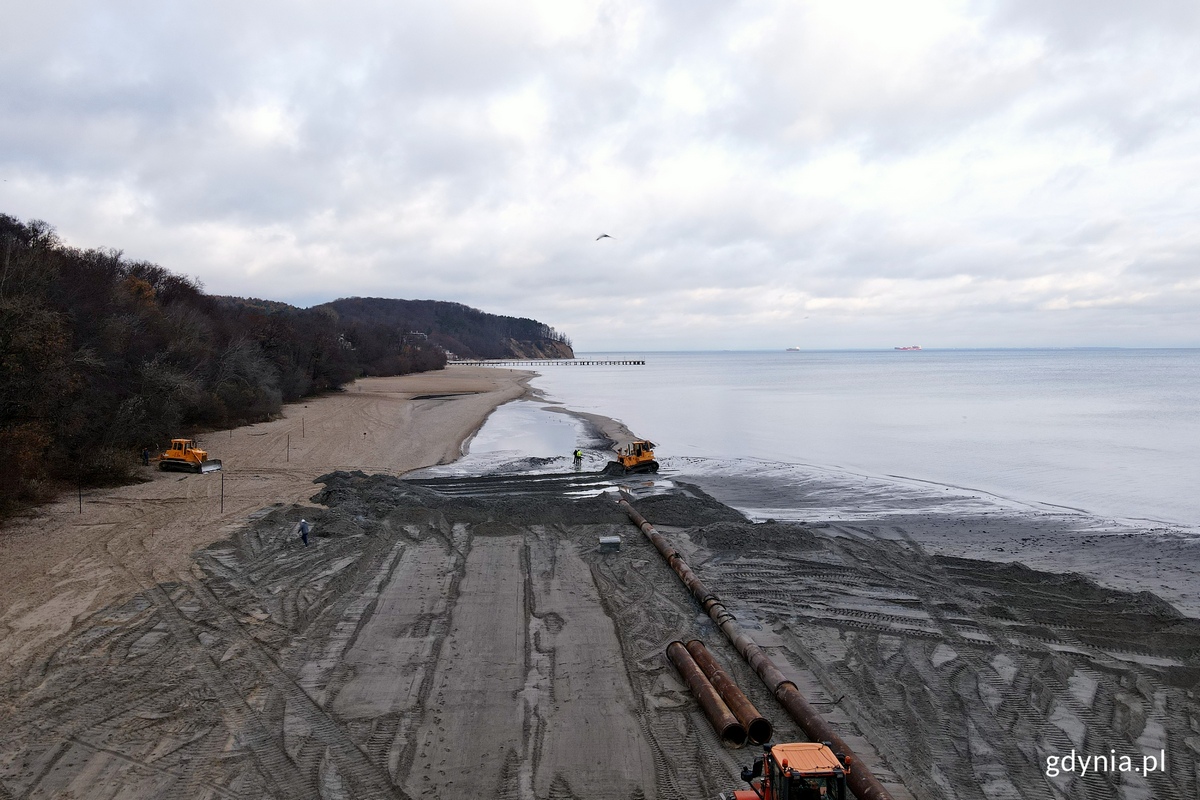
1,367,1198,800
0,368,532,674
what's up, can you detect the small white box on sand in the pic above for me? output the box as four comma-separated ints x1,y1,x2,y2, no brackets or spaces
598,536,622,552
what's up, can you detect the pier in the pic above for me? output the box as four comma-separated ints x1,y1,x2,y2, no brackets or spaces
448,359,644,367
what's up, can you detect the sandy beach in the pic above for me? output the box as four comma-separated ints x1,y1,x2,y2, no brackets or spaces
0,368,531,674
2,367,1198,800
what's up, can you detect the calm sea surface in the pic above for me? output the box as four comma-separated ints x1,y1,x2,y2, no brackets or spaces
523,349,1199,529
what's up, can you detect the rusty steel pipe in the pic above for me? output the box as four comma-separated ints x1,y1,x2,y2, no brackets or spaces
666,641,747,747
620,498,896,800
625,505,721,609
685,640,773,745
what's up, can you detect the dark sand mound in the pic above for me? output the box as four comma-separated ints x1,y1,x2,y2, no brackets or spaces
1,473,1196,799
688,518,1200,800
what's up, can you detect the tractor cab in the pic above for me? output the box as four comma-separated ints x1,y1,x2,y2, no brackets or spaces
726,743,847,800
624,440,654,459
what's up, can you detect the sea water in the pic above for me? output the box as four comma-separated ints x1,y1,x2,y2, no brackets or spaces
523,349,1200,531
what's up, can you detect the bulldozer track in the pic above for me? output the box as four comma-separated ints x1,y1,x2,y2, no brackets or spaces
8,455,1200,800
156,581,409,800
141,583,314,799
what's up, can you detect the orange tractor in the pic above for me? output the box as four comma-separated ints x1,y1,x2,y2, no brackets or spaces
603,440,659,475
158,439,223,473
722,742,849,800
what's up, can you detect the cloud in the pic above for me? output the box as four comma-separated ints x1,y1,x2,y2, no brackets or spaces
1,0,1198,349
989,0,1200,47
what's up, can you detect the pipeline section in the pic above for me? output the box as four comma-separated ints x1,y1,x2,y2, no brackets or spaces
619,498,895,800
665,641,747,747
685,640,773,745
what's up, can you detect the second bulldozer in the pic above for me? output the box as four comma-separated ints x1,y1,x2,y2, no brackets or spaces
159,439,222,473
603,440,659,475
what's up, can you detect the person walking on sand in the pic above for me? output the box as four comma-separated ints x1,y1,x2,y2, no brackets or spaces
142,448,150,467
298,519,311,547
573,449,583,469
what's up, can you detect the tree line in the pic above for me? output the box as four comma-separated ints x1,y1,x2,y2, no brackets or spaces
0,215,451,514
322,296,574,359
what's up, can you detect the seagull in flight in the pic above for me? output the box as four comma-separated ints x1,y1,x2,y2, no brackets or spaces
595,233,614,241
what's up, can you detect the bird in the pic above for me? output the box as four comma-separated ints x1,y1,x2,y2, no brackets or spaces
595,233,614,240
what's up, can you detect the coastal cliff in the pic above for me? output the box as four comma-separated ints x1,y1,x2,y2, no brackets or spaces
502,337,575,359
320,297,574,360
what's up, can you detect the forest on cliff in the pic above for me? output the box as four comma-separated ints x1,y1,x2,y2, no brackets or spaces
0,215,570,513
321,297,573,360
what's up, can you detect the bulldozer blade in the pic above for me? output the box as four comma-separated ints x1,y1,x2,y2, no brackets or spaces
602,460,660,476
199,460,223,473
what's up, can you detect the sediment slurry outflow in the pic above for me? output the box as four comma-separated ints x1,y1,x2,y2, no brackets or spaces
2,470,1198,799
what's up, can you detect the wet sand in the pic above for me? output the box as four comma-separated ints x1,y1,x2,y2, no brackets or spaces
685,470,1200,618
2,377,1199,800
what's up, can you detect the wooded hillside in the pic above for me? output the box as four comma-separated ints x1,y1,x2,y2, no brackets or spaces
0,215,570,514
320,297,574,360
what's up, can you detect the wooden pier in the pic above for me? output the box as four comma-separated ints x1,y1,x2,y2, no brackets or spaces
447,359,644,367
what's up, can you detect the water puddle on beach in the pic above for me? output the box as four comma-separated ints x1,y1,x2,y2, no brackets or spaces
411,400,681,499
414,400,597,477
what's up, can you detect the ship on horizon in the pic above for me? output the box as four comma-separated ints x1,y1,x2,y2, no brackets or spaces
786,346,801,352
894,345,922,351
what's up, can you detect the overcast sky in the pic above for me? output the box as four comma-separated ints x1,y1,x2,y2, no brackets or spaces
2,1,1198,349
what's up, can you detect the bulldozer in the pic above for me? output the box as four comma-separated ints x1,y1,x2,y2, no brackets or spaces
603,440,659,475
158,439,223,473
722,742,849,800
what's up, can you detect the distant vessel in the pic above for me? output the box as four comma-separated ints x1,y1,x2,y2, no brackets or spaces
786,346,801,352
894,345,922,351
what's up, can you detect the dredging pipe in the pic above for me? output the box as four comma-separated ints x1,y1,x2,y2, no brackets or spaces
666,641,747,747
685,639,773,745
619,498,895,800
